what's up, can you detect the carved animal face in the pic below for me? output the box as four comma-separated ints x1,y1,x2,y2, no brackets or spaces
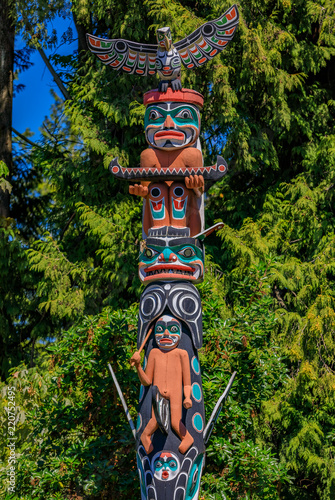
144,102,201,150
156,27,172,51
155,315,181,351
139,237,204,283
152,451,180,481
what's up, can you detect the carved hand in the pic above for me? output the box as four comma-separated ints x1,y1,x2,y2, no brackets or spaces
130,351,141,367
185,175,204,197
129,184,149,197
183,397,192,409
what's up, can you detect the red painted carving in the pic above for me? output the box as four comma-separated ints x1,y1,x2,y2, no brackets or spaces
131,315,194,455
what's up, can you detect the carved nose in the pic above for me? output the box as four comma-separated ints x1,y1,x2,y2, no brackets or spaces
163,115,175,129
158,252,177,262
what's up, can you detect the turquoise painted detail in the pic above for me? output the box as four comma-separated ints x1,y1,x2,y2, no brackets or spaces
136,414,142,432
191,356,200,375
144,104,200,130
149,197,165,221
161,247,174,262
139,245,162,265
155,322,181,336
192,413,203,433
154,457,178,473
185,454,204,500
139,385,144,402
136,453,146,498
192,383,202,402
141,244,202,264
172,196,187,220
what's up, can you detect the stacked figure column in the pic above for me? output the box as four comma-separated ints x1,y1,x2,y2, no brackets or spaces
119,88,226,500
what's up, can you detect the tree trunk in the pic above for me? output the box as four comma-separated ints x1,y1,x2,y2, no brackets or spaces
73,14,87,55
0,0,14,218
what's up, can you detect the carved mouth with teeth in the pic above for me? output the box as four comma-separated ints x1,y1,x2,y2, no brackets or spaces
140,263,200,281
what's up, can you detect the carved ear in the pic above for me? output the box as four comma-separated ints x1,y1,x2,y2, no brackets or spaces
167,283,203,349
138,285,166,348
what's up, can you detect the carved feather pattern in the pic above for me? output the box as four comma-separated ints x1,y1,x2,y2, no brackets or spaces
174,4,239,69
86,4,239,76
86,35,157,76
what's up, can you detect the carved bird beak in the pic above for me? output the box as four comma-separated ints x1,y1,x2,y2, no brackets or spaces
164,35,171,51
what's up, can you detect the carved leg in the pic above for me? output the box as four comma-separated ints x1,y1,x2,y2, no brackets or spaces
143,182,170,235
176,420,194,454
170,395,194,454
169,181,202,236
140,408,159,454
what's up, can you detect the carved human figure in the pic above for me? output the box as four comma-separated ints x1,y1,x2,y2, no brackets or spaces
127,89,206,236
131,315,194,455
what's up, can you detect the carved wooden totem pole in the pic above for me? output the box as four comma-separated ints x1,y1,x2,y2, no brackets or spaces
87,5,239,499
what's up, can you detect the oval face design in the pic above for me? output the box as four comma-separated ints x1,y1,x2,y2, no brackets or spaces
152,451,180,481
155,315,181,351
144,102,201,150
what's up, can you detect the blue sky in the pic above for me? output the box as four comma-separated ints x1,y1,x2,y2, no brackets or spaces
13,15,77,138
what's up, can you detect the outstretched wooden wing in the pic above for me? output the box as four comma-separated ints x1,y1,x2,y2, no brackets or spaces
86,34,158,76
174,4,239,69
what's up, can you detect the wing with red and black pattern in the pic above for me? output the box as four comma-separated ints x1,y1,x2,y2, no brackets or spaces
174,4,239,69
86,34,158,76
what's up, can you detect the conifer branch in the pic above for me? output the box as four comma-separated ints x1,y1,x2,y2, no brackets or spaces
16,5,71,101
11,127,41,148
60,211,76,241
37,47,71,101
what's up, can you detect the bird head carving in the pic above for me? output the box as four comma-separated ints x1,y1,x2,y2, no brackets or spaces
156,27,172,51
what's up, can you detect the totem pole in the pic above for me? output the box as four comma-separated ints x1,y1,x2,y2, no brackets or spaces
87,6,239,499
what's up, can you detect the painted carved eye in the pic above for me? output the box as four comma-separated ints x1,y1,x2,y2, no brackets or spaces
148,109,163,120
175,108,193,120
170,460,177,468
170,326,178,333
173,186,184,197
155,325,164,333
156,460,163,468
178,247,195,258
151,187,161,198
171,56,180,68
144,248,154,258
